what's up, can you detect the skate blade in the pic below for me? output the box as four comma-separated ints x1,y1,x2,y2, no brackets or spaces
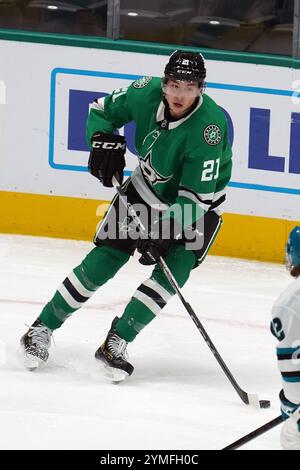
23,353,43,371
99,362,128,383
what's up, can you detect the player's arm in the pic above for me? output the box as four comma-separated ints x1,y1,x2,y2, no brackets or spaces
86,86,134,187
86,86,134,141
138,151,230,265
138,123,232,265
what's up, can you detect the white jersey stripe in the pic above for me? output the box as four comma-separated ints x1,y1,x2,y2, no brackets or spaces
278,360,300,373
197,217,222,263
89,97,105,113
212,189,227,202
178,190,211,211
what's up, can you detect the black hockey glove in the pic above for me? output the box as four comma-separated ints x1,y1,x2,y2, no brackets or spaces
88,132,126,187
137,218,182,266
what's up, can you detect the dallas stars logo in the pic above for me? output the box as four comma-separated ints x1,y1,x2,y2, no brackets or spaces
140,151,173,186
133,76,152,89
204,125,222,146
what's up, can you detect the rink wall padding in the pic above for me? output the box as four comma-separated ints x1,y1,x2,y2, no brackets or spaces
0,191,296,263
212,213,294,263
0,191,107,241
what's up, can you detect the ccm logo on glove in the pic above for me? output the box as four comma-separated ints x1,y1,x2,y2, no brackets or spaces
92,141,126,151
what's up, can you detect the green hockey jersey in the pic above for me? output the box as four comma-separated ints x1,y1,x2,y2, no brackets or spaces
87,76,232,228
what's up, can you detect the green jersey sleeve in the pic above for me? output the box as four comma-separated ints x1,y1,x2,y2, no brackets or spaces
162,120,232,229
86,85,134,147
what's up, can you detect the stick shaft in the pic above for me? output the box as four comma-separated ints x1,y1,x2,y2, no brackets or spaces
222,415,283,450
112,177,256,405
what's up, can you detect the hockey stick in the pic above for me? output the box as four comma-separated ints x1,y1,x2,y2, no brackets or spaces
112,176,270,408
222,415,283,450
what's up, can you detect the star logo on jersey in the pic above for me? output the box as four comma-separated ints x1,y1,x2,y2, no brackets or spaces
140,151,173,186
204,125,222,146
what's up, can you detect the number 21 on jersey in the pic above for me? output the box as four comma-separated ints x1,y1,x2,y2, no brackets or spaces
201,158,220,182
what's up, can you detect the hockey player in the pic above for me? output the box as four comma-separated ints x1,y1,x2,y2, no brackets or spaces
20,50,232,380
271,226,300,450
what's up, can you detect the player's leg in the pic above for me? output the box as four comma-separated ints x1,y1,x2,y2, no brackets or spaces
95,244,196,381
20,245,130,369
20,186,136,369
40,245,130,329
113,211,222,342
95,210,222,381
115,243,197,340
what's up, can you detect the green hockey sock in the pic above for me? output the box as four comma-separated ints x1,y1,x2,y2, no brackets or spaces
39,245,130,330
116,244,197,342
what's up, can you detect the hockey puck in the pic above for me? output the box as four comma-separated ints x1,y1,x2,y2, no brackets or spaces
259,400,271,408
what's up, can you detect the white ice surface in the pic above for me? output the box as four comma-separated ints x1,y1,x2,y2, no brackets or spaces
0,234,288,450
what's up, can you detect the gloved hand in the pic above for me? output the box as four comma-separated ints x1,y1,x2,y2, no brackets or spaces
88,132,126,187
280,389,299,420
138,237,172,266
137,218,181,266
280,390,300,450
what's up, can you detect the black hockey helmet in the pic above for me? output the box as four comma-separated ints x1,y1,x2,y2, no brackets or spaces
164,50,206,86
